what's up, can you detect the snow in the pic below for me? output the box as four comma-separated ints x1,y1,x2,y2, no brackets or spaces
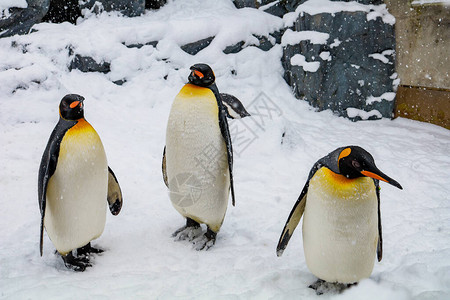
412,0,450,5
284,0,395,27
290,54,321,72
369,50,395,64
0,0,27,11
346,108,382,120
330,38,342,48
1,0,450,299
319,51,331,61
281,29,329,46
366,92,397,105
0,0,27,18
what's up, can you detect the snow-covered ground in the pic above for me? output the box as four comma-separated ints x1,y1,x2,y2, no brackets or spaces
1,1,449,299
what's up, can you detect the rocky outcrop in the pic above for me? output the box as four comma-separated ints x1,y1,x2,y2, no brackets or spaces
181,37,215,55
2,0,397,121
68,54,111,74
232,0,397,120
282,3,396,120
0,0,163,38
0,0,49,38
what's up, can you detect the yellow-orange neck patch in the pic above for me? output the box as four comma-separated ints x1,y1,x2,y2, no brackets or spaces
338,147,352,161
310,167,375,200
177,84,215,100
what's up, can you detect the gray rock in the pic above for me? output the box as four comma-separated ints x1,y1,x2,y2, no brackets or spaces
181,36,215,55
145,0,166,9
283,9,396,120
223,32,282,54
42,0,81,23
0,0,50,38
123,41,158,49
69,54,111,74
233,0,258,9
235,0,384,17
223,41,245,54
80,0,145,17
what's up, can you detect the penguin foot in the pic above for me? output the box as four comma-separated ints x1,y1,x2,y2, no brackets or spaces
193,228,216,251
172,218,202,241
76,242,104,257
62,252,91,272
308,279,357,295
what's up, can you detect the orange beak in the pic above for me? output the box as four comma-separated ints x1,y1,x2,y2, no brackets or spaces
361,170,403,189
361,170,389,183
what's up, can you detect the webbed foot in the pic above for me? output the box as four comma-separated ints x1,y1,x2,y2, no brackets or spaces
62,252,91,272
308,279,357,295
172,218,202,241
193,227,216,251
76,242,104,256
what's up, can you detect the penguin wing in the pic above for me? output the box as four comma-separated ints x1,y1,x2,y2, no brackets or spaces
276,162,322,257
38,119,76,256
107,167,123,215
220,105,236,206
220,93,250,119
162,146,168,188
375,179,383,262
213,87,236,206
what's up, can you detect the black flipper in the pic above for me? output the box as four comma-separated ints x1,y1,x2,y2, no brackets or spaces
208,84,235,206
38,118,77,256
276,161,323,257
375,179,382,262
107,167,123,215
162,146,168,188
220,93,250,119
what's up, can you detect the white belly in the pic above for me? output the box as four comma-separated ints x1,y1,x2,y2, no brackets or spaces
302,168,378,283
45,125,108,255
166,85,230,232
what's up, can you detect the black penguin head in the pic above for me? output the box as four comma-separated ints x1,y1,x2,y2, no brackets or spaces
59,94,85,120
337,146,403,189
188,63,215,87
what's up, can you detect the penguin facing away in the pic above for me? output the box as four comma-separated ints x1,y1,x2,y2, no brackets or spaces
38,94,123,271
276,146,402,291
162,63,243,250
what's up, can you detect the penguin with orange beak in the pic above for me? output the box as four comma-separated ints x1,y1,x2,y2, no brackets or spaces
38,94,123,271
162,64,243,250
276,146,402,292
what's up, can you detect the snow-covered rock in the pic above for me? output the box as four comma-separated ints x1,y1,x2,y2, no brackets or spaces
282,0,397,120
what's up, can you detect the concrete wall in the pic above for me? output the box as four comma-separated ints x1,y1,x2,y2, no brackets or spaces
385,0,450,129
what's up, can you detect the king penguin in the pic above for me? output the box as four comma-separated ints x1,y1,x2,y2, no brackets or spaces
38,94,123,271
162,63,242,250
276,146,402,291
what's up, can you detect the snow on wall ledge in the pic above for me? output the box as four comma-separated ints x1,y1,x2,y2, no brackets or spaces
281,0,397,121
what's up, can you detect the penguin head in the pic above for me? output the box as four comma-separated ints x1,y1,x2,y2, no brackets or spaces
59,94,85,120
337,146,403,189
188,63,215,87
